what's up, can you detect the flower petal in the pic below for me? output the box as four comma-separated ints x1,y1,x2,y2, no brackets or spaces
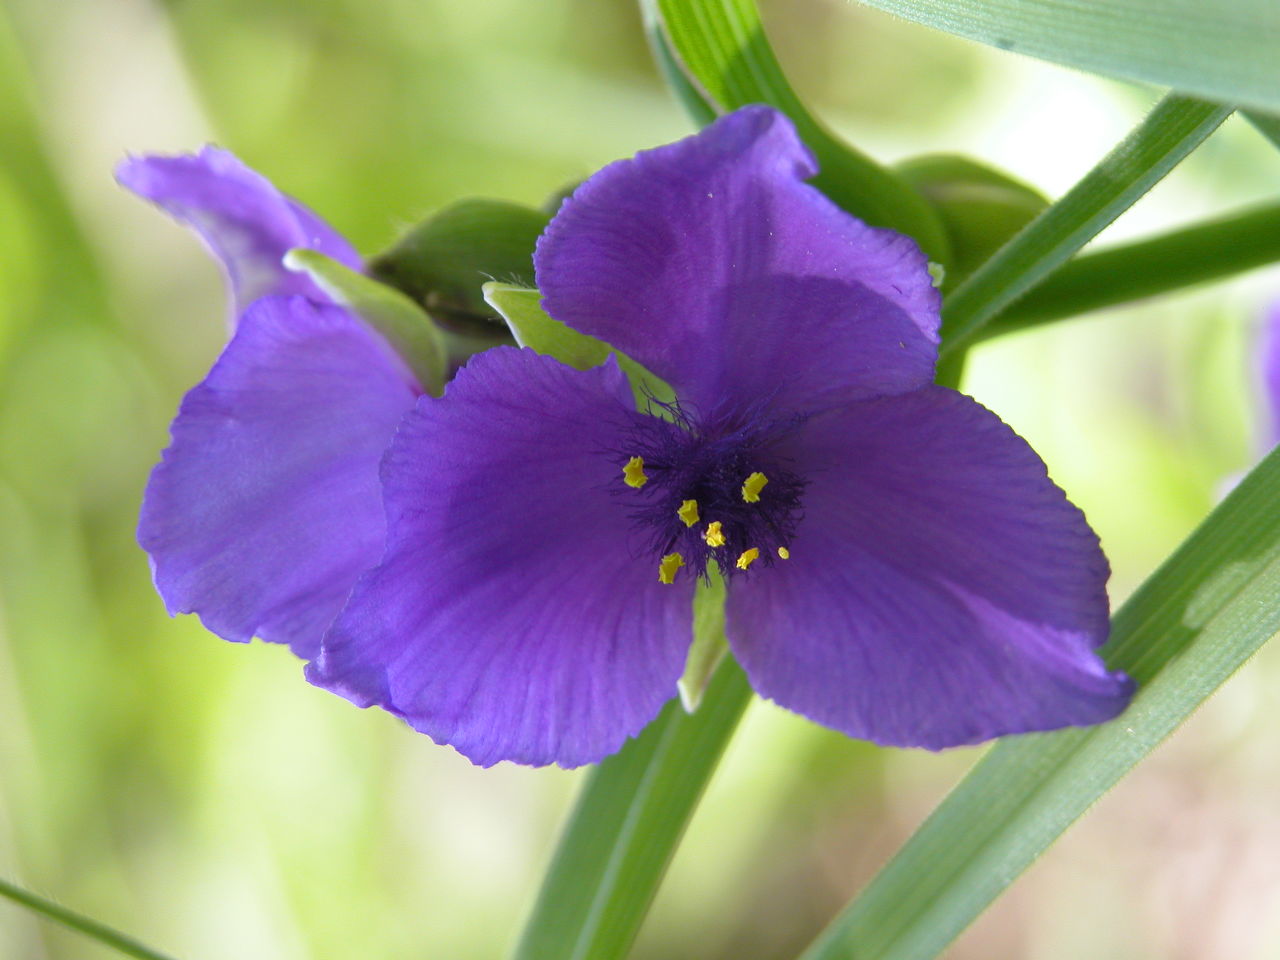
116,146,361,317
1262,301,1280,448
310,347,694,768
535,105,940,415
726,386,1132,748
139,296,419,659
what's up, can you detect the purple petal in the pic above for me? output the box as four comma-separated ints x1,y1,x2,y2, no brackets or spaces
310,347,694,768
535,105,940,416
726,386,1132,748
116,146,361,318
1262,301,1280,448
140,296,419,659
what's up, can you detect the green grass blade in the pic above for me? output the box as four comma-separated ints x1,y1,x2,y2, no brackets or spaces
511,660,752,960
1246,111,1280,150
800,445,1280,960
941,95,1231,355
849,0,1280,113
981,199,1280,337
0,876,182,960
644,0,950,261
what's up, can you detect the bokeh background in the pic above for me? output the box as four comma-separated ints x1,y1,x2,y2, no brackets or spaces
2,1,1279,958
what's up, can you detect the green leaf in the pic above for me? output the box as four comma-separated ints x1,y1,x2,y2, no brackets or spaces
482,282,674,405
640,0,717,126
0,876,181,960
1245,111,1280,151
511,660,753,960
983,199,1280,338
283,248,447,393
800,445,1280,960
895,154,1047,289
644,0,951,262
941,95,1231,355
849,0,1280,113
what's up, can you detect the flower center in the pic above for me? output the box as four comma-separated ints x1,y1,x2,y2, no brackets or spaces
616,407,805,584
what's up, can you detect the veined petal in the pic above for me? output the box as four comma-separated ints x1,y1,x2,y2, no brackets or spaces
116,146,361,318
139,296,419,659
310,347,694,768
535,105,940,416
726,386,1132,748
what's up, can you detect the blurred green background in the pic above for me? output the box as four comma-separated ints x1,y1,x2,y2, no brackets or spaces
2,1,1279,958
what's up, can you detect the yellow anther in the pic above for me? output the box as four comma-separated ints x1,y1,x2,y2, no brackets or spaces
677,499,700,527
736,547,760,571
777,546,790,560
658,552,685,585
623,456,648,488
703,520,726,548
742,471,768,502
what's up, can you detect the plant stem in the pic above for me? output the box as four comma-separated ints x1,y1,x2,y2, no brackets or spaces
941,94,1232,355
0,876,181,960
981,199,1280,338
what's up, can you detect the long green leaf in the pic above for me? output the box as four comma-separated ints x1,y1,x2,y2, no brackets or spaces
645,0,950,261
511,660,752,960
941,95,1231,355
982,200,1280,337
0,876,181,960
850,0,1280,113
1246,111,1280,151
801,445,1280,960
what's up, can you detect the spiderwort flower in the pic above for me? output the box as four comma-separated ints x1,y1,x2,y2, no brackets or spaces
309,106,1133,768
119,149,421,659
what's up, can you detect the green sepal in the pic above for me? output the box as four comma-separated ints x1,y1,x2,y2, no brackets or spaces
283,249,448,394
369,198,549,335
482,282,674,407
896,155,1047,289
678,568,728,712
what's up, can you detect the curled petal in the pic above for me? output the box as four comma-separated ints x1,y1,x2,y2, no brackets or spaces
139,296,419,658
116,146,361,318
535,105,940,416
311,347,694,768
726,386,1132,748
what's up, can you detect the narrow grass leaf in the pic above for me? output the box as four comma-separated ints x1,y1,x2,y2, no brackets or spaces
850,0,1280,113
983,200,1280,337
941,95,1231,354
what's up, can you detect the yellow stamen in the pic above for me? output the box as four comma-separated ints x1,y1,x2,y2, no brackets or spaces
703,520,726,548
677,499,700,527
742,471,768,502
658,552,684,585
623,456,648,488
777,546,790,560
736,547,760,571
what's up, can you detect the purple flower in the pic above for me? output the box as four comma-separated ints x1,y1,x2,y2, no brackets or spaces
308,106,1133,768
120,148,421,659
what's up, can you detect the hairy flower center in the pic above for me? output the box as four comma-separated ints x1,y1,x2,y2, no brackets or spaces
616,409,805,584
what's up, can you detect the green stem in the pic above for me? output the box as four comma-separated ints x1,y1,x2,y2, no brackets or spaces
980,199,1280,338
511,660,752,960
941,95,1232,355
0,876,181,960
